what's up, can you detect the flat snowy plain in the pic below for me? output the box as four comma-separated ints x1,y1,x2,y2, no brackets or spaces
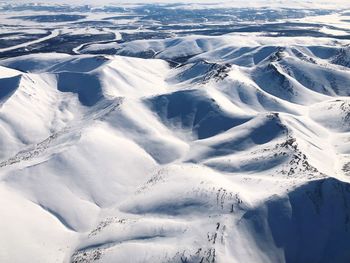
0,1,350,262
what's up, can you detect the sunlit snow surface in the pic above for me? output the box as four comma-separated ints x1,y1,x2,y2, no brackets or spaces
0,2,350,263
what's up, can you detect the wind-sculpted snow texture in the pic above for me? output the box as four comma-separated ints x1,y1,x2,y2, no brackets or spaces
1,2,350,263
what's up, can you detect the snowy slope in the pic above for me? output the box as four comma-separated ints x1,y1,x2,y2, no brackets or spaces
0,5,350,263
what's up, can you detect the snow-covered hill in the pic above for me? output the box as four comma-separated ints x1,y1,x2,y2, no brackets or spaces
1,3,350,263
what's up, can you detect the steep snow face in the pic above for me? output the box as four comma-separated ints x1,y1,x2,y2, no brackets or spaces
0,4,350,263
145,89,252,140
239,178,350,263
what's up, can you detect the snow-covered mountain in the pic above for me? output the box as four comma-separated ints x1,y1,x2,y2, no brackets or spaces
0,2,350,263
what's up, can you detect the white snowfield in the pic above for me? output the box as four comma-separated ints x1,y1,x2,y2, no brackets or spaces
0,33,350,263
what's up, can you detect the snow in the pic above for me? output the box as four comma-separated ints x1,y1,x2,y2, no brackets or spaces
0,3,350,263
0,183,76,263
